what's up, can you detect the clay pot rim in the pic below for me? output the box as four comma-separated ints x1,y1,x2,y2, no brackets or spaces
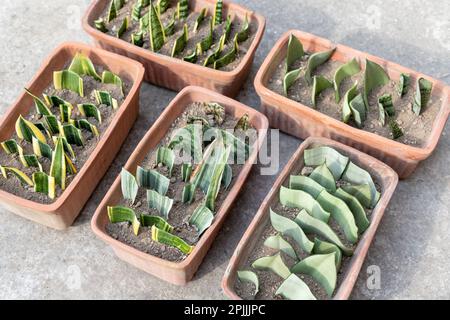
82,0,266,81
221,136,399,300
254,29,450,160
91,85,269,270
0,41,145,214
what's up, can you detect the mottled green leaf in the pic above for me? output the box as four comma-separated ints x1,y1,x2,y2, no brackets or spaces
94,90,118,109
94,18,108,32
349,93,366,128
213,35,239,70
171,24,188,57
313,238,342,269
283,68,301,95
102,70,124,96
398,73,410,97
136,166,170,195
213,0,223,26
342,82,359,123
49,137,66,189
342,161,380,208
147,189,173,219
78,103,102,123
107,0,117,22
1,139,20,155
149,4,166,51
334,187,370,233
289,175,324,199
412,77,432,115
15,115,47,144
61,124,84,146
193,7,207,32
189,205,214,236
236,14,250,43
140,214,173,232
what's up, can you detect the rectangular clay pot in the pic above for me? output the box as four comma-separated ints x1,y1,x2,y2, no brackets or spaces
222,137,398,300
0,42,145,230
82,0,266,97
91,86,269,285
254,30,450,179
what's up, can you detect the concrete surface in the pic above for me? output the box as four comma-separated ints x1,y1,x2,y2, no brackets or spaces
0,0,449,300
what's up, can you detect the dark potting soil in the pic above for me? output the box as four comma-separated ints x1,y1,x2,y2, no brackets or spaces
0,64,131,204
234,166,378,300
100,1,257,71
106,102,255,262
268,56,442,146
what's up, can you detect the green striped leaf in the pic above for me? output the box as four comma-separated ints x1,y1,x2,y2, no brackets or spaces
139,0,150,7
189,205,214,236
276,274,316,300
398,73,410,97
264,234,297,260
181,163,192,182
252,253,291,279
305,48,335,85
279,186,330,222
213,35,239,70
183,50,197,63
136,166,170,195
107,0,117,22
342,161,380,208
205,145,231,211
334,187,370,233
222,164,232,190
59,102,73,123
304,146,349,180
412,77,432,115
78,103,102,123
1,139,20,154
181,182,196,204
25,89,52,116
291,253,337,297
193,7,208,32
32,136,53,159
286,34,304,72
59,136,76,159
0,166,33,186
363,59,390,109
15,115,47,144
237,271,259,296
313,238,342,269
32,172,56,199
223,15,232,42
312,75,333,107
43,94,73,109
131,30,145,47
94,18,108,32
171,24,189,57
378,93,395,126
61,124,84,146
196,20,213,54
289,175,324,199
157,0,170,15
149,4,166,52
94,90,118,109
68,53,101,81
389,118,404,140
177,0,189,20
120,168,138,205
65,153,77,175
151,225,194,254
50,137,66,189
236,14,250,43
309,163,336,193
44,115,60,135
163,13,176,36
132,2,142,21
333,58,361,102
18,148,42,171
108,206,140,235
203,34,226,66
140,214,173,232
147,189,173,219
53,70,84,97
213,0,223,26
117,16,129,38
156,147,175,176
75,119,99,137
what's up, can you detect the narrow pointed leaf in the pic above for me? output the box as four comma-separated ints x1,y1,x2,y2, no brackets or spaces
312,76,333,107
0,166,33,187
237,271,259,296
157,0,170,15
283,68,301,95
304,147,349,181
117,16,129,38
147,189,173,219
182,182,196,204
236,14,250,43
252,253,291,279
1,139,20,155
94,90,118,109
276,274,316,300
183,50,197,63
94,18,108,32
363,59,390,109
68,53,101,81
61,124,84,146
149,4,166,51
286,34,304,72
78,103,102,123
342,161,380,208
223,15,232,42
131,30,145,47
132,2,142,21
140,214,173,232
189,205,214,236
102,71,124,96
305,48,335,85
270,208,314,254
194,7,208,32
342,82,358,123
295,209,353,256
264,234,297,260
291,253,337,297
333,58,361,102
32,172,56,199
151,225,194,254
136,166,170,195
289,175,324,199
171,24,188,57
412,77,432,115
53,136,75,159
204,34,226,66
205,145,231,211
181,163,192,182
213,0,223,25
65,153,77,175
313,238,342,269
309,163,336,193
163,13,176,36
221,164,232,190
49,137,66,189
59,102,73,123
280,186,330,222
120,168,138,205
15,115,47,144
108,206,140,235
53,70,84,96
334,187,370,233
25,89,52,116
177,0,189,20
389,118,404,140
213,35,239,70
107,0,117,22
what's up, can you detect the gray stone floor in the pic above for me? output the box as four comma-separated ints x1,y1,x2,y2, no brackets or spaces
0,0,449,299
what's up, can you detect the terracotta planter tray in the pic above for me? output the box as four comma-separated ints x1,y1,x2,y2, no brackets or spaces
91,86,269,285
82,0,266,97
222,137,398,300
254,30,450,179
0,42,145,230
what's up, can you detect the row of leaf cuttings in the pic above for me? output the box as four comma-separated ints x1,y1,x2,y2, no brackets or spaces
237,146,380,300
282,34,433,140
107,104,252,256
0,53,125,199
95,0,250,69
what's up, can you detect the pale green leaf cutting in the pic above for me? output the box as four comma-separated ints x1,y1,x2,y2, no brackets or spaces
304,146,349,180
237,271,259,296
270,208,314,253
32,172,56,199
286,34,304,72
102,71,124,96
151,225,194,254
171,24,188,57
309,163,336,193
203,34,226,66
283,68,301,96
221,164,232,190
213,0,223,26
305,48,335,85
316,190,359,244
147,189,173,219
312,76,333,107
156,147,175,176
334,187,370,233
252,253,291,279
289,175,324,199
342,82,359,123
264,234,297,260
412,77,432,115
279,186,330,222
68,53,101,81
276,274,316,300
341,183,372,209
120,168,138,205
363,59,390,109
377,94,395,126
53,70,84,97
108,206,140,236
349,93,366,128
114,0,124,10
313,238,342,269
25,89,52,116
140,214,173,232
136,166,170,195
333,58,361,102
149,3,166,52
294,209,353,256
342,161,380,208
0,166,34,187
50,137,66,190
205,145,232,211
181,163,192,182
291,253,337,297
189,205,214,236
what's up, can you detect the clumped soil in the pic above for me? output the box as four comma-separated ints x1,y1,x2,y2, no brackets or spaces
268,55,442,146
107,102,255,262
0,64,131,204
100,0,257,71
234,166,378,300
